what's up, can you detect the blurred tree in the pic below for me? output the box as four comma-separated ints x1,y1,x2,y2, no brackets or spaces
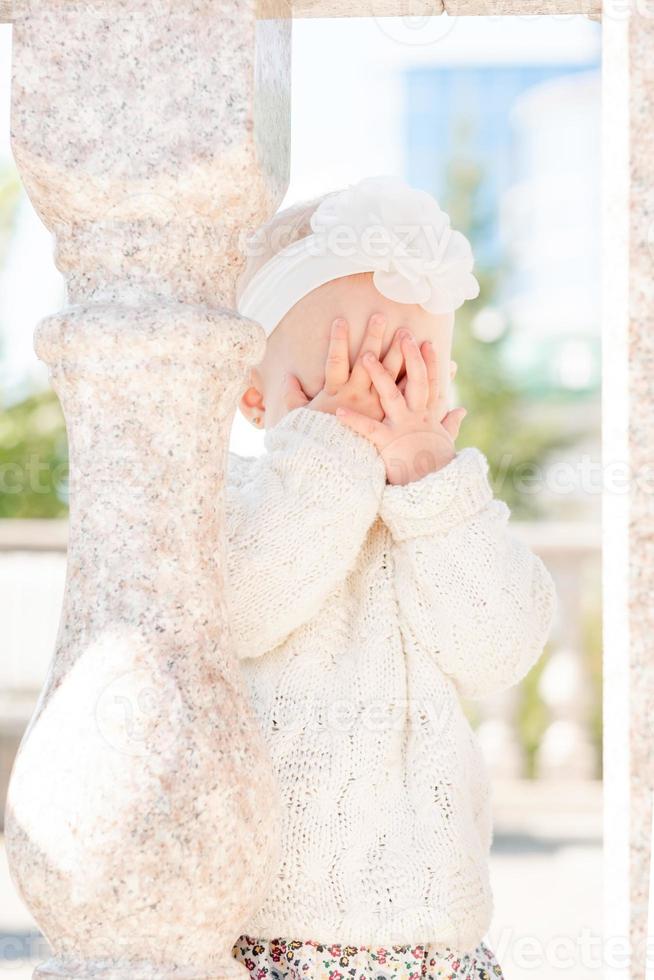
581,577,603,778
0,165,21,265
441,125,583,518
0,165,67,518
0,389,68,518
443,125,601,780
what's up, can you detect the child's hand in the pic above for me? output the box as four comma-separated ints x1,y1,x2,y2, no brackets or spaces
282,314,409,421
335,333,467,486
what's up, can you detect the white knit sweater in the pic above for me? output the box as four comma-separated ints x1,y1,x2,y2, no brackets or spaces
225,405,556,952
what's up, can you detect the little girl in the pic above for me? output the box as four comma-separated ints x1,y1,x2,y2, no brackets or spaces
225,176,556,979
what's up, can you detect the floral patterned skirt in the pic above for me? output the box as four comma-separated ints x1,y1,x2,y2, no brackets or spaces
232,935,504,980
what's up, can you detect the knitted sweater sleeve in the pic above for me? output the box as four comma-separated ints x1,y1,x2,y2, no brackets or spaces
379,446,557,700
224,405,387,660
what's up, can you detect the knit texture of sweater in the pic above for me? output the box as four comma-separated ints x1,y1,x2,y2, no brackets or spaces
224,405,557,952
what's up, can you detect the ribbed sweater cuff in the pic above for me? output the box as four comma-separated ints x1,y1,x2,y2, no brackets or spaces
379,446,494,541
265,405,387,489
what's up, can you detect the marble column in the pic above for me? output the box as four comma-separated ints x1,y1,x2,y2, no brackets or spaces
3,2,291,977
627,2,654,971
602,0,654,975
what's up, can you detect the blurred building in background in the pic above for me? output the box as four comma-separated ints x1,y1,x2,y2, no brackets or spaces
503,70,600,388
404,60,601,523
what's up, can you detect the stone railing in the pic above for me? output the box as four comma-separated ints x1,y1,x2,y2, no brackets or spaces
473,520,601,782
0,517,601,822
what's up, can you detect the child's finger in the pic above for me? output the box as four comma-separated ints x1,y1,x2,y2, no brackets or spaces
283,372,310,411
361,353,406,423
381,327,409,381
441,407,467,440
450,359,458,380
350,314,387,390
402,334,428,413
335,405,385,448
422,340,440,410
324,318,351,393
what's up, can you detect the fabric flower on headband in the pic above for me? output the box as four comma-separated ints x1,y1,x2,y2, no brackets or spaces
309,176,480,315
237,175,480,338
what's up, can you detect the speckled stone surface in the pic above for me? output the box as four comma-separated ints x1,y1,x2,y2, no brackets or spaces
628,7,654,977
600,4,654,978
2,0,600,19
291,0,597,14
5,3,291,978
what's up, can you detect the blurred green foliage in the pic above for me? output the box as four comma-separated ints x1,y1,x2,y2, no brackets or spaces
0,165,68,518
0,388,68,518
443,130,602,777
581,580,603,777
0,166,21,266
515,645,552,779
442,132,587,518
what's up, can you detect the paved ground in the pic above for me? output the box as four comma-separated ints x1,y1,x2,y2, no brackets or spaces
0,779,602,980
486,779,602,979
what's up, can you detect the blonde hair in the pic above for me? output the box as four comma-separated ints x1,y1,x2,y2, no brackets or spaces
236,192,334,307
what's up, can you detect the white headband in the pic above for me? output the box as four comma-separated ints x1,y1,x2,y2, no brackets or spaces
237,175,480,337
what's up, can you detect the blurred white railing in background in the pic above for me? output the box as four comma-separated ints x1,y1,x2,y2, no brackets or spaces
0,518,601,827
476,520,601,781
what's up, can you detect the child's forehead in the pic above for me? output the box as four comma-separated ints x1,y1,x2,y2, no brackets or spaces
284,274,454,351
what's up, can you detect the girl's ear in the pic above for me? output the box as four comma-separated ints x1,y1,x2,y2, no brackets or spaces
239,371,266,429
